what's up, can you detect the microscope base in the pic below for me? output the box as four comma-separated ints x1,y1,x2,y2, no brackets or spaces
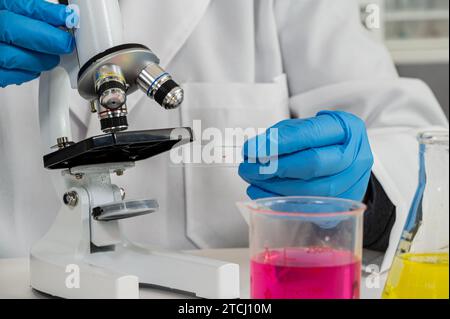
30,165,240,299
87,247,240,299
30,253,139,299
31,247,239,299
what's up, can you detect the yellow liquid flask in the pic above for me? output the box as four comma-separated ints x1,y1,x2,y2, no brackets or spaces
383,131,449,299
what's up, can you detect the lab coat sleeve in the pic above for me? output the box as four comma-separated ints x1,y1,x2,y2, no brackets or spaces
274,0,449,271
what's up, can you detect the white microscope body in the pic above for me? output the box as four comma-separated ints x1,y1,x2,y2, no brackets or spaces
30,0,240,299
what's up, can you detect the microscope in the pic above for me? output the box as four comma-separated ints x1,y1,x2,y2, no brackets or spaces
31,0,239,299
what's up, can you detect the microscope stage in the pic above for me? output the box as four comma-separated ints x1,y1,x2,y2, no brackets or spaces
44,128,193,169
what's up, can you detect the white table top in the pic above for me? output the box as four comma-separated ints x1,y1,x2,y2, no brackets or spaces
0,248,385,299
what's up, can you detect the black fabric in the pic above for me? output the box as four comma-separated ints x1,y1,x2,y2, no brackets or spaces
363,174,397,252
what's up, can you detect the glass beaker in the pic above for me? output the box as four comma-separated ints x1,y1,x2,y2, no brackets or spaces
237,197,366,299
383,131,449,299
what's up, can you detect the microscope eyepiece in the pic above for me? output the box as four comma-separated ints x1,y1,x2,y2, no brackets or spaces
137,64,184,110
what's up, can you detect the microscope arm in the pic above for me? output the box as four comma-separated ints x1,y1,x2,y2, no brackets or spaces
38,50,81,152
38,67,72,151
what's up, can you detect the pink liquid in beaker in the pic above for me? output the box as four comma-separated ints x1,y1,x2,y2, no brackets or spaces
251,247,361,299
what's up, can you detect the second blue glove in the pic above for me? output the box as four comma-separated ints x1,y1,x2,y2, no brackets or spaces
239,111,374,201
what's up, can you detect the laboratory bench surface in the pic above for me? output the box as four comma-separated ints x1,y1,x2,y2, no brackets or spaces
0,248,386,299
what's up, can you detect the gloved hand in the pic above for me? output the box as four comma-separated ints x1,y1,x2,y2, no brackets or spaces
239,111,374,201
0,0,75,88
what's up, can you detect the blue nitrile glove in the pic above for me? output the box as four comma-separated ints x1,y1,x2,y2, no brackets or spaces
0,0,75,88
239,111,374,201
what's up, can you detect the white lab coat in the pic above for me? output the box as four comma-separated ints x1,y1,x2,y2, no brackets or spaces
0,0,448,271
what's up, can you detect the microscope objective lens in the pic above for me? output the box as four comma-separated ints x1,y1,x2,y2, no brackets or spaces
137,64,184,109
